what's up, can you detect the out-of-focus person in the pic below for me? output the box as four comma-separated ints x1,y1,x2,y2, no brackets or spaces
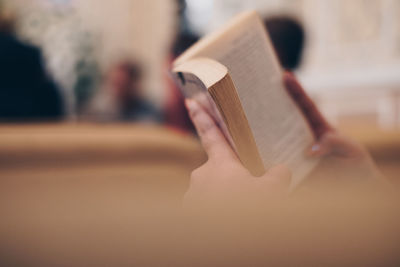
264,16,305,71
164,0,199,133
164,31,199,133
0,9,64,121
85,61,161,123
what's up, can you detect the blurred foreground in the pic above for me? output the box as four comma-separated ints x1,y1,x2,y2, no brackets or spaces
0,123,399,266
0,1,400,265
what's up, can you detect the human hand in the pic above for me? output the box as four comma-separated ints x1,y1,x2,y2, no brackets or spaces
283,72,385,186
184,99,292,205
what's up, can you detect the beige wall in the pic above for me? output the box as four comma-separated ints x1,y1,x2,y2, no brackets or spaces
77,0,177,104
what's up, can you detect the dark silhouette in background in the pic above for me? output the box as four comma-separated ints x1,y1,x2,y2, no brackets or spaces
264,16,305,70
165,31,199,133
164,0,200,132
0,16,64,121
84,60,161,123
108,61,161,122
172,31,200,59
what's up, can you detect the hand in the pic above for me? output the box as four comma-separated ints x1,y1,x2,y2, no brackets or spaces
184,99,292,205
283,72,385,187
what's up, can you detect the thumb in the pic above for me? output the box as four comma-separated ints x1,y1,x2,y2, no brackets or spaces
185,99,239,162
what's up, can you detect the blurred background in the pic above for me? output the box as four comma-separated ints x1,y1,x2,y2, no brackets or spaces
0,0,399,181
0,1,399,264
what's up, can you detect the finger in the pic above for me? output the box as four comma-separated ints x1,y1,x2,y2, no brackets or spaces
307,132,362,158
283,72,332,139
307,141,331,157
185,99,239,161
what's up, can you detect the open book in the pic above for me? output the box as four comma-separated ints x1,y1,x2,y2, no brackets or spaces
172,11,318,188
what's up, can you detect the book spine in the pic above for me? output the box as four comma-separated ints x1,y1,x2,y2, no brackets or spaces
209,74,265,176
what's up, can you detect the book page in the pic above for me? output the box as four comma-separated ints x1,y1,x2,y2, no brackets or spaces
176,11,318,186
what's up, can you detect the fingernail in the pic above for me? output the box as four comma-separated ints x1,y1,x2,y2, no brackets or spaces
184,99,198,116
307,143,321,157
184,99,193,110
311,144,321,152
